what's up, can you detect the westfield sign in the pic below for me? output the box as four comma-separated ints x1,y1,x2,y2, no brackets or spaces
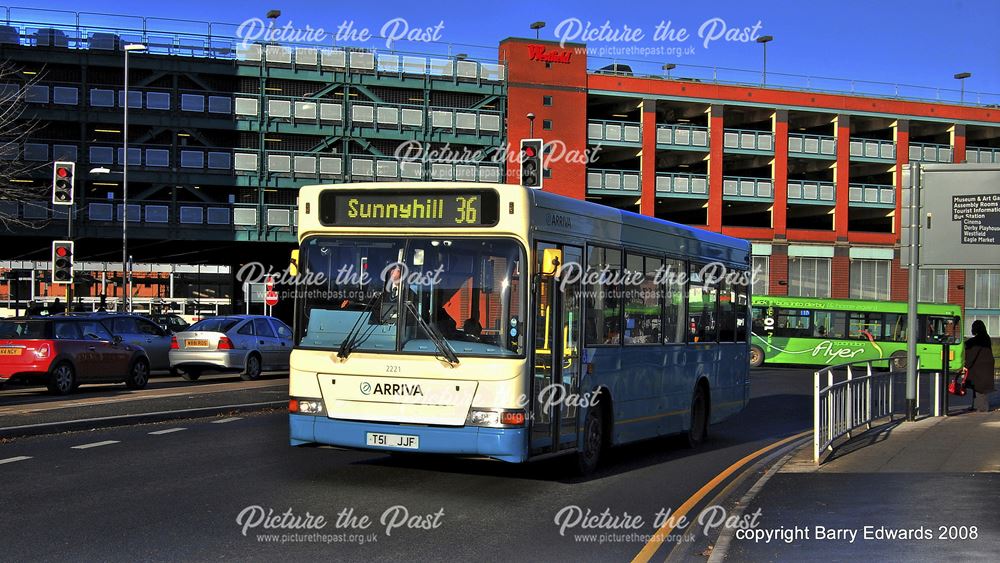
527,44,573,64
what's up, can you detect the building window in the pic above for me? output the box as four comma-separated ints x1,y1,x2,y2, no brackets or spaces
542,95,552,106
543,168,552,179
966,269,1000,310
918,269,949,303
788,257,831,298
849,259,891,301
752,256,769,296
542,119,552,130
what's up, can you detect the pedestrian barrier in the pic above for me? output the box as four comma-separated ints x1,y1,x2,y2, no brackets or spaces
813,358,948,464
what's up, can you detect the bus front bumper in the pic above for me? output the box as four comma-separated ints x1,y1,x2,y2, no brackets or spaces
289,414,528,463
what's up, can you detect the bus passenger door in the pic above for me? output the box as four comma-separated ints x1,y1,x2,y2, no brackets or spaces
530,243,582,456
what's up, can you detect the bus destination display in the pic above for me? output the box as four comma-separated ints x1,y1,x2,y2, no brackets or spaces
319,190,499,227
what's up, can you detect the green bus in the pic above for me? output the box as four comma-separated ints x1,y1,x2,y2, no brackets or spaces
750,296,963,371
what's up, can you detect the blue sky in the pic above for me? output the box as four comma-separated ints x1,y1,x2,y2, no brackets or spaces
11,0,999,101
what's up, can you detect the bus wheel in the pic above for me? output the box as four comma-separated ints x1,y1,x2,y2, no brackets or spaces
576,404,605,475
749,345,765,368
890,351,907,372
685,384,709,448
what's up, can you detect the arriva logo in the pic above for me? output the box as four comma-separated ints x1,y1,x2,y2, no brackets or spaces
360,382,424,397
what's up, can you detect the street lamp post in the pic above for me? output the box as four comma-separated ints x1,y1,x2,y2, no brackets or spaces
530,21,545,40
662,63,676,79
954,72,972,103
527,112,535,138
123,43,146,313
756,35,773,86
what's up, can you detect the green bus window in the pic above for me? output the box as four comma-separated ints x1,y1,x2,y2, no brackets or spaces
773,308,811,338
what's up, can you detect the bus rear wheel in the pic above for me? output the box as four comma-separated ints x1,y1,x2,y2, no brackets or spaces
749,345,764,368
685,384,709,448
890,351,907,372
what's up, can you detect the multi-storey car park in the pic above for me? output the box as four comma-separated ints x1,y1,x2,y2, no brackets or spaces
0,8,997,332
0,7,507,316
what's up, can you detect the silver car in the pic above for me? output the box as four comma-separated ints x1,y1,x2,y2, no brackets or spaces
168,315,292,381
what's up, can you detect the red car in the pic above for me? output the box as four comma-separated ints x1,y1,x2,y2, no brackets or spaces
0,317,150,395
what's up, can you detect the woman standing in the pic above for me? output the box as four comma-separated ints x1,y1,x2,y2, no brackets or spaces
965,320,996,412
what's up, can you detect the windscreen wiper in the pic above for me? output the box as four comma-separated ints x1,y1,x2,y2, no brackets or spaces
336,291,384,360
404,301,460,366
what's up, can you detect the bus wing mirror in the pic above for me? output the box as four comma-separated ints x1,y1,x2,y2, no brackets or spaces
541,248,562,277
289,249,299,277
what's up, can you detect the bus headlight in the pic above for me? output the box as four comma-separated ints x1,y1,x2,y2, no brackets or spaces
290,398,324,415
467,409,526,428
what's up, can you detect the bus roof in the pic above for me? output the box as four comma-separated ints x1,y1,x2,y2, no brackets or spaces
751,295,961,314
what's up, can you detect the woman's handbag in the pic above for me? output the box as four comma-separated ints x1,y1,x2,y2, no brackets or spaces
948,368,969,396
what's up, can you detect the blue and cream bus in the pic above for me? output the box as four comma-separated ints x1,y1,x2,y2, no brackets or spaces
287,182,751,473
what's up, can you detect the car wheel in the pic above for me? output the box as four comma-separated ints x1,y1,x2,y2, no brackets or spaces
241,353,262,381
576,401,605,476
685,384,709,448
125,358,150,389
749,345,765,368
180,368,201,382
47,362,76,395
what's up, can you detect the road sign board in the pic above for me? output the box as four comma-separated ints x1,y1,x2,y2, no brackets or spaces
919,164,1000,269
265,291,279,307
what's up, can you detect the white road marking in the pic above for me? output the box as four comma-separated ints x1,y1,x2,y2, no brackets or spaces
71,440,120,450
148,428,187,435
0,456,32,465
211,417,243,424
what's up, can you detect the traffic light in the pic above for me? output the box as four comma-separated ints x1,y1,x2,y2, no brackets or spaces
520,139,543,189
51,240,74,284
52,161,75,206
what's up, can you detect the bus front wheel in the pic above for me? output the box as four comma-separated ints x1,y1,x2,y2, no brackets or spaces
749,345,765,368
576,404,605,475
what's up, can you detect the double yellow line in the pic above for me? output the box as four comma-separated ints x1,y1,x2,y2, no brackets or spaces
631,430,811,563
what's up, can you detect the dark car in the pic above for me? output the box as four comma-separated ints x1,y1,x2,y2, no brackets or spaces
0,317,150,394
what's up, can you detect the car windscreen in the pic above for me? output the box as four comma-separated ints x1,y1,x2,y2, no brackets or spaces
0,320,49,339
188,318,240,333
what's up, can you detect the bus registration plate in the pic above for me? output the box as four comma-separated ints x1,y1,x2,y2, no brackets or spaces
366,432,419,450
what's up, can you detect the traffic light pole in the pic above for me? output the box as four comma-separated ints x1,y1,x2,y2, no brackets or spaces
66,201,74,313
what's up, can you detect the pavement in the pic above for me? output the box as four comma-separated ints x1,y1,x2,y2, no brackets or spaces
719,401,1000,562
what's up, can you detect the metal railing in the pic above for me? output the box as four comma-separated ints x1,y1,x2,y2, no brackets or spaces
849,138,895,160
787,179,835,203
814,358,947,464
655,123,709,148
655,172,708,197
908,142,953,163
722,176,773,199
723,128,773,151
587,119,642,144
848,183,895,206
788,133,836,157
586,168,641,192
966,146,1000,164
